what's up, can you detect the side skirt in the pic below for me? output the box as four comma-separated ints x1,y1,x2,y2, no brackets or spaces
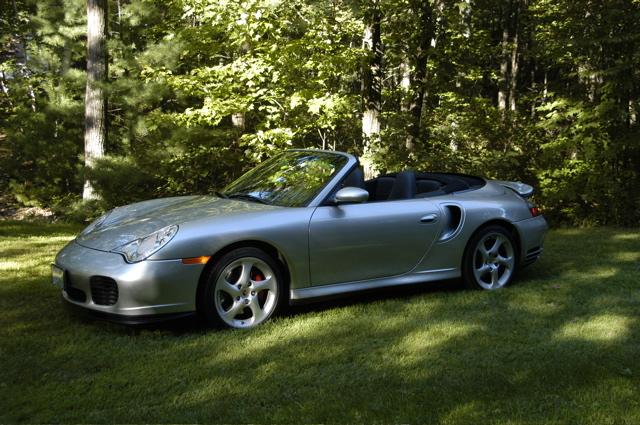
289,268,460,302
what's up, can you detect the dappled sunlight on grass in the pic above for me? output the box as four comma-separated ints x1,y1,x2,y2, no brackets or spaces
1,222,640,423
515,299,564,316
562,266,619,280
611,232,640,241
0,260,22,270
441,401,492,424
556,314,633,342
394,321,483,362
613,250,640,262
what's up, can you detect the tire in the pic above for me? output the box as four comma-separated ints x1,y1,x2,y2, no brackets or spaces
462,225,518,290
198,247,285,329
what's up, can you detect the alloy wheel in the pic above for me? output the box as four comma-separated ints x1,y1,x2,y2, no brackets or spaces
472,232,515,289
214,257,278,328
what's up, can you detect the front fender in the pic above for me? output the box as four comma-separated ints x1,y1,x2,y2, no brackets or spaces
150,207,315,289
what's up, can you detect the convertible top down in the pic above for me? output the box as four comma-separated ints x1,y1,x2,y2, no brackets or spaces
53,149,548,328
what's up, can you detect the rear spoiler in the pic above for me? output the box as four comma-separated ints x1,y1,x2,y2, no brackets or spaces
495,180,534,198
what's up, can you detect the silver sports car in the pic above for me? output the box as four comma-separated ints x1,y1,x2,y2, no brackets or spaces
53,149,548,328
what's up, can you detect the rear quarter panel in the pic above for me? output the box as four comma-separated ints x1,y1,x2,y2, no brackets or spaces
413,181,533,273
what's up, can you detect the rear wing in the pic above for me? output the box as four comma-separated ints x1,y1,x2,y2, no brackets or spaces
495,180,534,198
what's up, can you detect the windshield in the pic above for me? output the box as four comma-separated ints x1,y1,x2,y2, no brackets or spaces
222,151,349,207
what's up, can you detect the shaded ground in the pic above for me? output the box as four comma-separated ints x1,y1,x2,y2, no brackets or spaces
1,222,639,423
0,196,54,221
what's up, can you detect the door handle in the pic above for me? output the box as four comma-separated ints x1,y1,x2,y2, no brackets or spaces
420,213,438,223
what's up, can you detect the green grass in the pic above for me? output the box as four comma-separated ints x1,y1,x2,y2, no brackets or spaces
1,221,639,424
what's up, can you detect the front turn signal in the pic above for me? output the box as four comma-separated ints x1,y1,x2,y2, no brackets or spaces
182,256,211,265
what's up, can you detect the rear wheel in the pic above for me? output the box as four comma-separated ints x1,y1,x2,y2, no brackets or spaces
199,247,284,329
462,225,517,290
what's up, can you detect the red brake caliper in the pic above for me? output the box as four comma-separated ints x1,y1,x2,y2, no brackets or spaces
252,271,267,305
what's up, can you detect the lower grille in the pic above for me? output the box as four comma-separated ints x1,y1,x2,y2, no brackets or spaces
64,274,87,302
90,276,119,306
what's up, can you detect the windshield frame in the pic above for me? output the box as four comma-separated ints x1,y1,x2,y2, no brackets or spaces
222,149,357,208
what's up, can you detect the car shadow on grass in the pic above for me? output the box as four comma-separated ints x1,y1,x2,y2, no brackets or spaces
63,279,463,337
285,278,464,318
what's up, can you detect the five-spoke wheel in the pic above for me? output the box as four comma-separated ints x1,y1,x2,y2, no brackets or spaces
463,225,517,290
199,247,284,329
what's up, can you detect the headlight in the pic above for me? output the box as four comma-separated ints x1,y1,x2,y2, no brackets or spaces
80,211,112,236
113,224,178,263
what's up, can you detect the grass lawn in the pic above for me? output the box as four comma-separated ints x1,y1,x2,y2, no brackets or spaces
1,221,639,424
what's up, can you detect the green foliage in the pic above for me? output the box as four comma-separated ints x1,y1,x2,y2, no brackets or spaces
1,0,639,225
87,155,160,207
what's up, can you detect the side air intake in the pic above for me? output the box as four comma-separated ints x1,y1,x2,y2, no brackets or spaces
438,204,463,241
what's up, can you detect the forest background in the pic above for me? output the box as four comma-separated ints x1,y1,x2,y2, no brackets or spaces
1,0,639,226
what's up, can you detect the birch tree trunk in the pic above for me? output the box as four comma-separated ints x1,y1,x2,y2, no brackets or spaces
497,26,509,116
231,112,246,131
400,58,411,113
360,3,382,178
508,1,520,113
83,0,108,201
0,71,10,99
9,0,35,111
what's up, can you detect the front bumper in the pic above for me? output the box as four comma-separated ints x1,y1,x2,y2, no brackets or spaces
63,299,196,325
54,240,204,318
513,215,548,265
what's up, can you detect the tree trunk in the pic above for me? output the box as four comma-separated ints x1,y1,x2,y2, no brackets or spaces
9,0,35,111
0,71,9,98
508,30,519,112
406,0,435,153
399,58,411,112
83,0,108,201
61,38,72,75
461,0,471,38
231,112,246,131
530,65,536,118
498,0,522,116
360,3,382,178
508,0,521,113
497,26,509,116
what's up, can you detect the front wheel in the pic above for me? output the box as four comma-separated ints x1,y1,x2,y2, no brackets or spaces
462,225,518,290
198,247,284,329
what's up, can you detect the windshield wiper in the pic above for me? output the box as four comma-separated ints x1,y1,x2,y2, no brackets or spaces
226,192,271,205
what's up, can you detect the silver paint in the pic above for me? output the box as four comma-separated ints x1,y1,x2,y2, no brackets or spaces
214,257,278,328
333,186,370,204
53,149,548,319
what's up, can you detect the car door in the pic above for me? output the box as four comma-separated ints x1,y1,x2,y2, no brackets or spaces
308,199,442,286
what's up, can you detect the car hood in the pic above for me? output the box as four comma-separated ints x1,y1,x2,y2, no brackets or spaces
76,195,278,251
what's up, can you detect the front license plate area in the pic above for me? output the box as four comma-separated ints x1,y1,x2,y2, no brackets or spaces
51,264,64,288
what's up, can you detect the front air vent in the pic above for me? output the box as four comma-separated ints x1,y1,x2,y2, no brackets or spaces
64,274,87,303
90,276,119,306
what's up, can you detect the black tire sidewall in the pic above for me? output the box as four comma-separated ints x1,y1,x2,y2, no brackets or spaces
462,225,518,290
198,247,285,328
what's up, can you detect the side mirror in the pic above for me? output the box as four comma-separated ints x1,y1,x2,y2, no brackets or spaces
334,187,369,204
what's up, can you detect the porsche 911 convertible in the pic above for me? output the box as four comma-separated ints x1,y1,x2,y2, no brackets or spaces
53,149,548,328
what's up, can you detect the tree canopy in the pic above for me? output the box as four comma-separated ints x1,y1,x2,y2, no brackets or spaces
1,0,639,225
